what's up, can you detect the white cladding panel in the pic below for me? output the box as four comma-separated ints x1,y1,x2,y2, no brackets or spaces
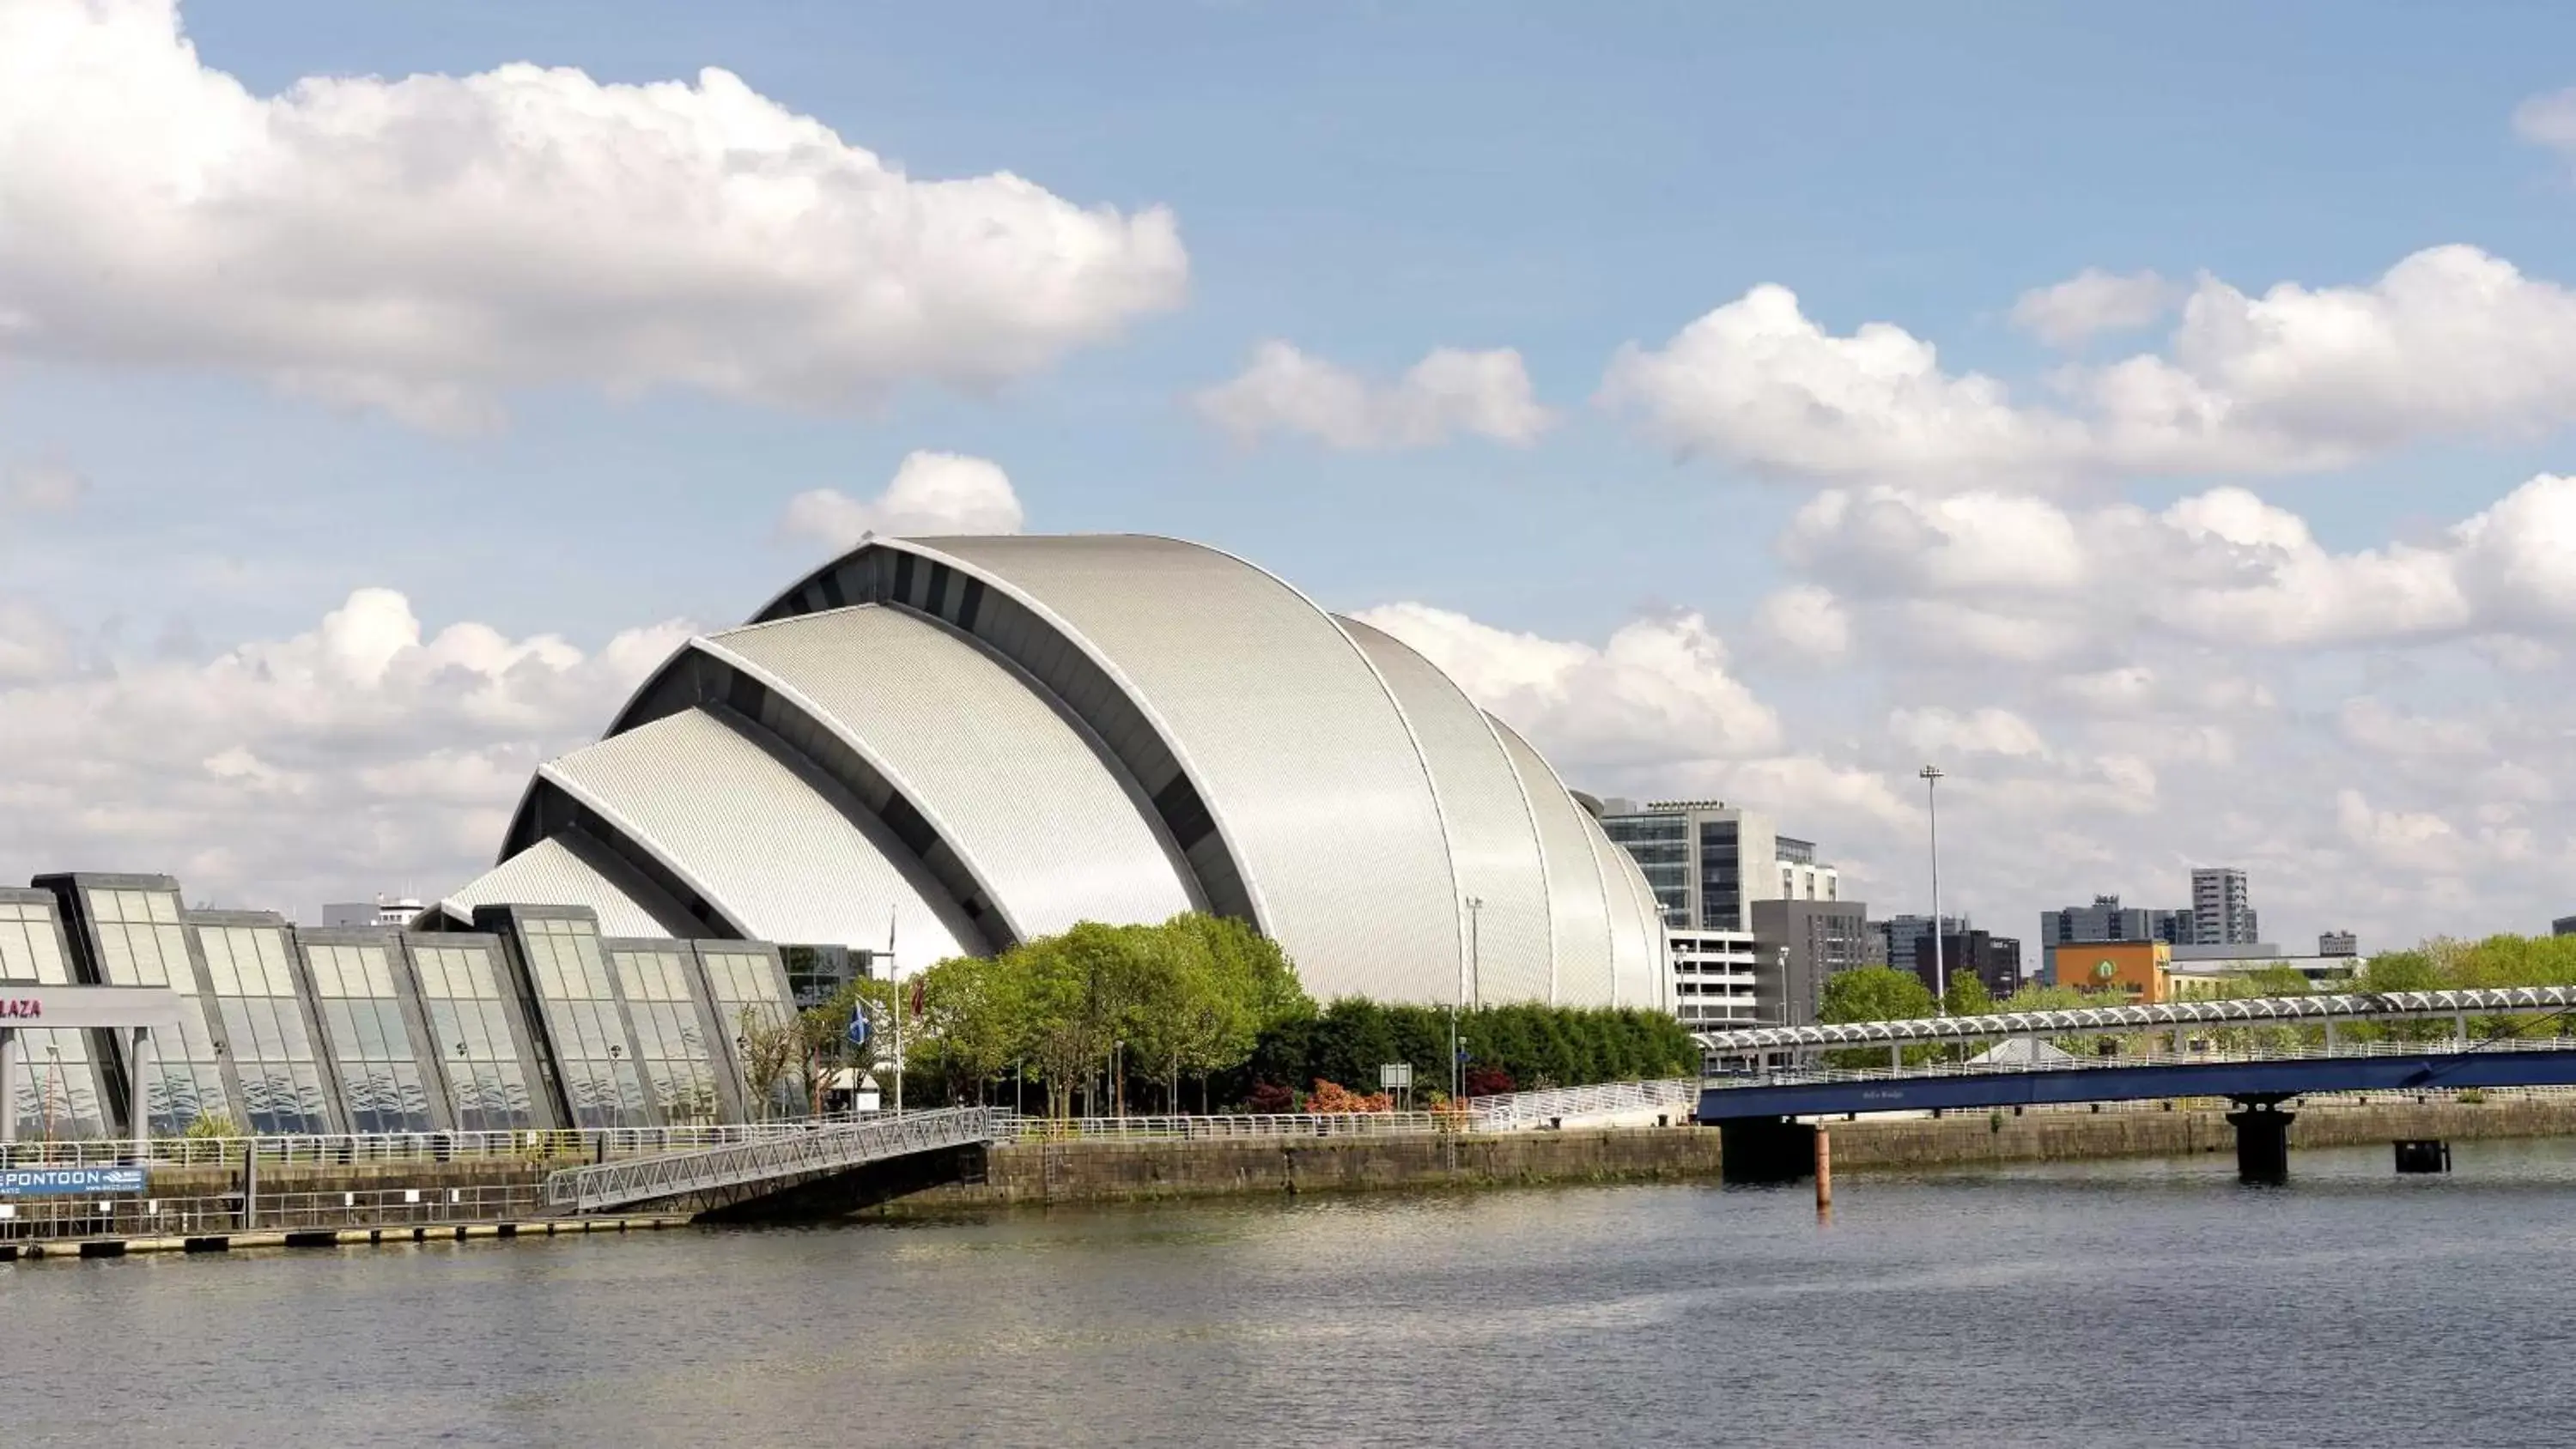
439,832,693,939
904,536,1460,1003
541,707,981,961
1336,615,1551,1006
1582,807,1657,1009
1488,716,1613,1006
705,605,1195,940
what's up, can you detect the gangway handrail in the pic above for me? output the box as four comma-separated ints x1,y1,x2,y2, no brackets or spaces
542,1106,1003,1213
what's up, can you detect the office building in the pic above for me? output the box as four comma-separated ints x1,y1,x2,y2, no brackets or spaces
2318,931,2358,958
438,534,1668,1010
1668,927,1760,1030
1597,799,1837,933
323,894,428,929
1874,914,1962,984
1749,898,1870,1029
1923,929,2023,1000
2038,894,2191,984
2191,867,2259,946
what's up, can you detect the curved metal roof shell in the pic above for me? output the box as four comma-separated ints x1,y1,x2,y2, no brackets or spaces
1487,714,1613,1005
762,535,1463,1005
538,706,981,959
434,830,696,938
1335,615,1552,1007
453,533,1642,1010
698,604,1199,943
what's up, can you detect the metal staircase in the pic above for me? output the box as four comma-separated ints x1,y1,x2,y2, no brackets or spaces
544,1106,1003,1214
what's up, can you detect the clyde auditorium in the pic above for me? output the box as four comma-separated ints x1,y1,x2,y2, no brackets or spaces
442,534,1664,1009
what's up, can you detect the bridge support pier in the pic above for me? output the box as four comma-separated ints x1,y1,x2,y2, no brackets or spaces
2226,1099,2296,1185
1715,1117,1817,1184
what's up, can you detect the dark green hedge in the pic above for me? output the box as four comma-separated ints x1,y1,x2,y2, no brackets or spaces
1223,998,1700,1101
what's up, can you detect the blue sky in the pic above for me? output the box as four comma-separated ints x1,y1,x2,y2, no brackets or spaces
9,0,2576,946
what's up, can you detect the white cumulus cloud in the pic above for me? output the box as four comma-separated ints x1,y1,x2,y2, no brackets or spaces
1606,246,2576,485
0,587,691,915
777,452,1025,551
0,0,1188,430
1195,342,1554,450
2009,268,2182,349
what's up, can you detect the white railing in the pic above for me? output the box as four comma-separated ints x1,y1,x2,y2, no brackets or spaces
1702,1034,2576,1093
1696,985,2576,1052
0,1115,860,1170
993,1110,1473,1143
1467,1078,1698,1130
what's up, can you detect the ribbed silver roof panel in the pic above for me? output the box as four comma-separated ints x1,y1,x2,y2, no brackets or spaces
704,605,1196,939
1336,615,1552,1006
1488,715,1613,1006
1582,807,1657,1009
541,706,981,962
438,831,696,939
888,535,1461,1003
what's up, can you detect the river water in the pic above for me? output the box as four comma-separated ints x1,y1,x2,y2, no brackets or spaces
11,1140,2576,1447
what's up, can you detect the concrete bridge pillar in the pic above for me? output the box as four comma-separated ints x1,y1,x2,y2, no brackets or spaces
1714,1117,1817,1185
2226,1100,2296,1185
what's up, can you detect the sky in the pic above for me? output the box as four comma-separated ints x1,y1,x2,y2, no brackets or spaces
8,0,2576,951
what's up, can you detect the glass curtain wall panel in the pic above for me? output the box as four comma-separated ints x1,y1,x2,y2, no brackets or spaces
84,887,236,1133
607,944,721,1125
697,945,799,1119
194,921,337,1135
302,941,439,1133
410,940,543,1131
0,896,112,1140
518,918,653,1129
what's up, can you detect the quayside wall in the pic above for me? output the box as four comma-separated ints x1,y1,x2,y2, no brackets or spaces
875,1099,2576,1211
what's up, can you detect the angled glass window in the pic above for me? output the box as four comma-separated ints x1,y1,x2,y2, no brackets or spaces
610,946,719,1125
0,900,111,1140
196,924,334,1136
86,888,234,1134
701,947,798,1119
519,918,651,1129
303,941,436,1133
410,942,539,1131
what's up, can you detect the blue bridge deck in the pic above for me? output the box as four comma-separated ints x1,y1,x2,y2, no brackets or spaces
1696,1046,2576,1122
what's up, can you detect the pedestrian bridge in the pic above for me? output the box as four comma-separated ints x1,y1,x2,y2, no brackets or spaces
544,1106,1005,1214
1691,987,2576,1183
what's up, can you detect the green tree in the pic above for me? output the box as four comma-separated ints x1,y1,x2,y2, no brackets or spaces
915,952,1027,1106
1822,966,1937,1024
1942,972,1994,1016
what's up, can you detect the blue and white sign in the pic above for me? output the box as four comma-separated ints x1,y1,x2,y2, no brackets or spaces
846,1010,871,1050
0,1167,145,1197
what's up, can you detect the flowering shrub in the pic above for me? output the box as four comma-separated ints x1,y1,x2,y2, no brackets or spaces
1305,1079,1394,1113
1245,1081,1296,1114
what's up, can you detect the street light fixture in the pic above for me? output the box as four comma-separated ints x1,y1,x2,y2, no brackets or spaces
1465,896,1485,1012
1919,764,1946,1010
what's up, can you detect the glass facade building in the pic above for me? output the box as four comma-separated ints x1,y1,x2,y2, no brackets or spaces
410,937,546,1131
41,876,237,1134
0,889,114,1140
3,872,806,1141
507,912,653,1130
607,943,722,1125
194,913,336,1135
301,934,440,1133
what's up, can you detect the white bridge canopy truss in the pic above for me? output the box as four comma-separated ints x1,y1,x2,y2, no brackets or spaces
1695,986,2576,1053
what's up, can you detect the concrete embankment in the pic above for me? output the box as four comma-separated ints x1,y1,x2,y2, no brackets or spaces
1820,1097,2576,1171
867,1129,1726,1214
873,1099,2576,1212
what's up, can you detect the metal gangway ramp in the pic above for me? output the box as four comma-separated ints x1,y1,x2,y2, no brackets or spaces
544,1106,1003,1215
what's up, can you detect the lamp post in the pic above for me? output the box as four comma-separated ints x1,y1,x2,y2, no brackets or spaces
1466,896,1485,1011
1919,764,1946,1009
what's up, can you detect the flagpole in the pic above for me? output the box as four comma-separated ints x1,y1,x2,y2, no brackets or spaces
886,907,902,1116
